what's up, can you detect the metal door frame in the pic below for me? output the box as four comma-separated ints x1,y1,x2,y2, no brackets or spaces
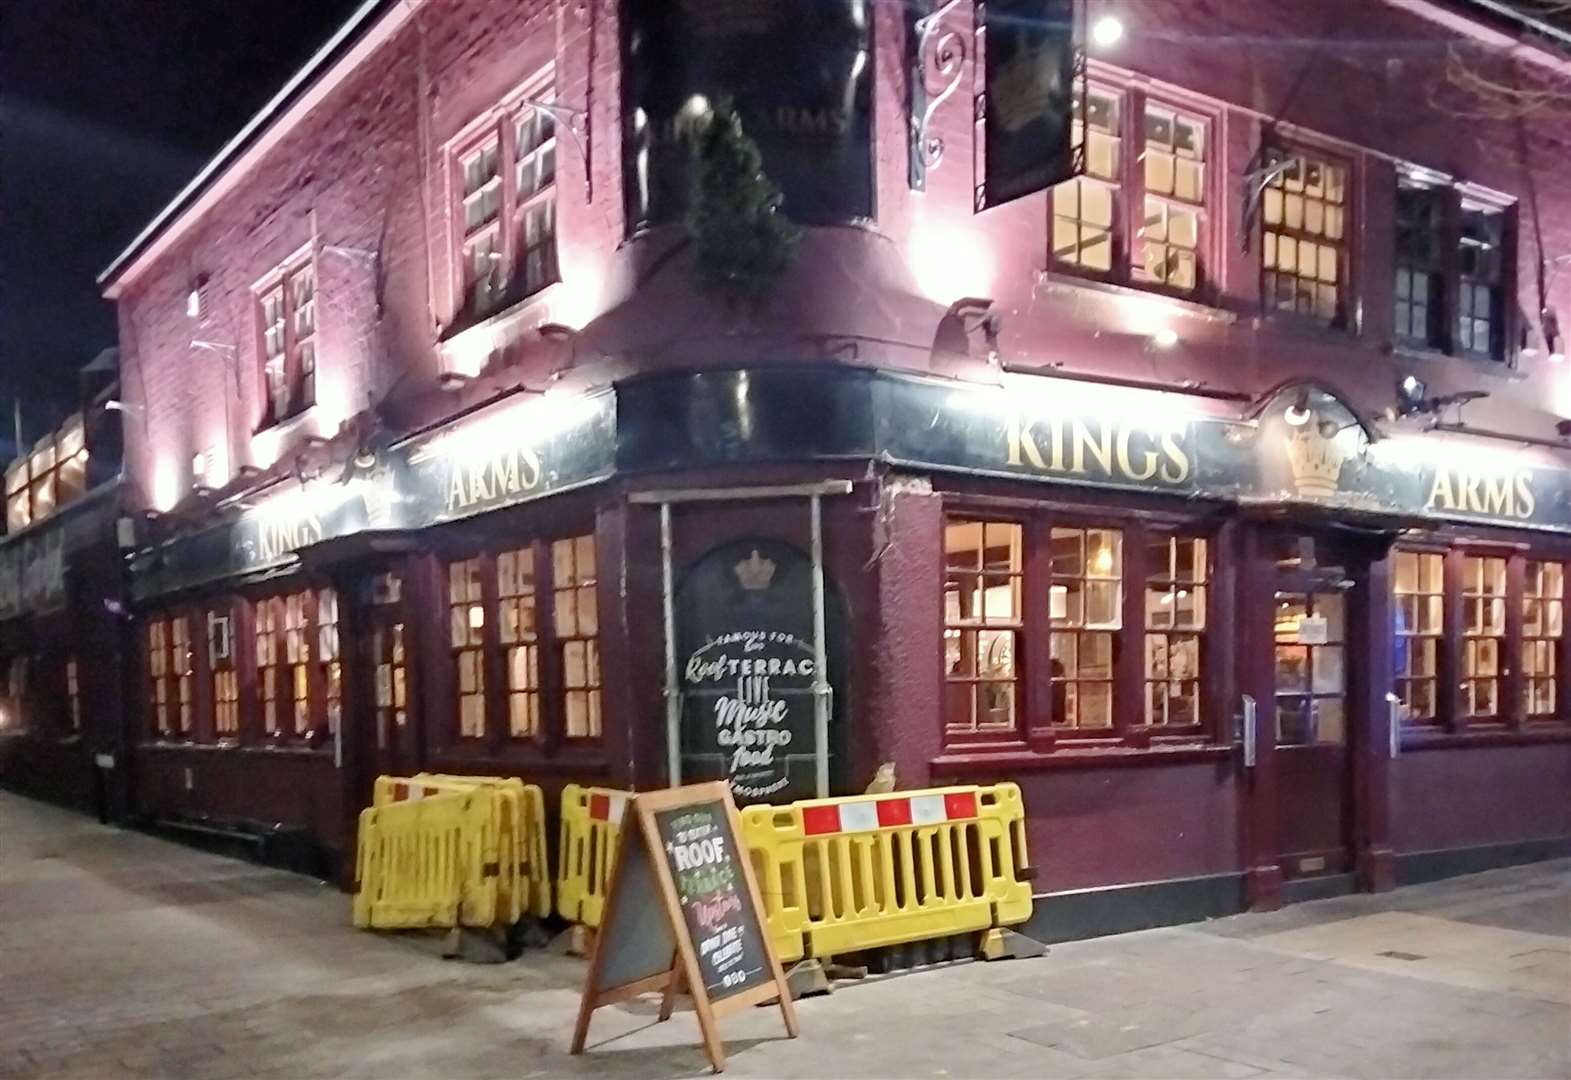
630,480,853,798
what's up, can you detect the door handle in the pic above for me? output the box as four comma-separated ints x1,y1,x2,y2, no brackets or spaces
1240,694,1258,769
1386,692,1401,759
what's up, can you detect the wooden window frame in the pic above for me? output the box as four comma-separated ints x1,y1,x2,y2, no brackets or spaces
65,657,81,734
251,586,332,745
447,69,559,324
1521,559,1563,722
1458,552,1508,725
208,605,241,740
1046,77,1217,301
1393,548,1446,728
438,527,602,754
1259,142,1353,328
938,502,1220,753
943,516,1026,741
253,246,318,429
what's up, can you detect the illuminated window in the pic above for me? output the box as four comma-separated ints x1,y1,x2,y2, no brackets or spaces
66,658,81,732
1461,554,1506,719
257,256,316,425
209,611,239,737
1523,560,1562,718
553,535,601,739
1051,527,1122,730
944,519,1022,735
1052,87,1120,273
455,78,558,319
256,599,282,735
148,619,171,736
373,611,408,752
318,588,342,738
449,558,487,738
1458,204,1505,360
498,547,540,737
283,593,311,736
1139,107,1205,291
171,616,194,736
1393,550,1444,725
1261,149,1346,324
1145,535,1206,726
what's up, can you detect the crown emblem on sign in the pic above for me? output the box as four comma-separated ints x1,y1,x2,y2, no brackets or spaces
734,549,776,591
1284,413,1348,499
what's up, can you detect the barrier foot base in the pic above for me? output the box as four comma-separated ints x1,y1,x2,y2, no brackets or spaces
977,927,1046,962
784,959,833,1000
549,924,595,957
442,926,510,964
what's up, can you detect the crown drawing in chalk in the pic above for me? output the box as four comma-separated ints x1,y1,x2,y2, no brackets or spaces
734,549,776,591
1282,410,1350,499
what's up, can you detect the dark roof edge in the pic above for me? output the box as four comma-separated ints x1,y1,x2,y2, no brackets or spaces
96,0,398,291
1461,0,1571,50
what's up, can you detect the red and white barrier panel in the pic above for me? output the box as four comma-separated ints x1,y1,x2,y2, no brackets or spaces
800,791,981,836
587,789,628,825
388,782,443,802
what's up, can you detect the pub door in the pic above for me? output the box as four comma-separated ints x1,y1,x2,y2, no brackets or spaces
1269,531,1359,882
355,570,415,806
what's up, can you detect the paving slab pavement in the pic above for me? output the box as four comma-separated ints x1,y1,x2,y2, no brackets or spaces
1,792,1565,1079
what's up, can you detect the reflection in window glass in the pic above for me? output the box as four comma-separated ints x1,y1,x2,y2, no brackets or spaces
944,519,1022,735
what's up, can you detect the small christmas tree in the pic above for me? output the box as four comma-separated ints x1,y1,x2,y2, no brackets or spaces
685,100,800,312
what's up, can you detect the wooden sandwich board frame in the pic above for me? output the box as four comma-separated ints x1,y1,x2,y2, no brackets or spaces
570,782,798,1072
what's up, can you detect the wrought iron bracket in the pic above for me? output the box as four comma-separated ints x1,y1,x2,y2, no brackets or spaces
518,96,592,203
909,0,967,191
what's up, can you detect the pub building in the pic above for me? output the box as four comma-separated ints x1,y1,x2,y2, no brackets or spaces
0,353,133,823
69,0,1571,937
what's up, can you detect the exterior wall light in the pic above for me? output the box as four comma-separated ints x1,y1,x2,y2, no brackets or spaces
1151,328,1179,349
1091,15,1124,48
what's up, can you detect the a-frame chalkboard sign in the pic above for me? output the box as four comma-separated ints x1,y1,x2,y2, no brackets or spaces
570,782,798,1072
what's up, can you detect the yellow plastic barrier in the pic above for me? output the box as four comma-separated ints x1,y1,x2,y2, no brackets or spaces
355,773,551,930
353,790,474,929
740,783,1033,962
556,784,627,928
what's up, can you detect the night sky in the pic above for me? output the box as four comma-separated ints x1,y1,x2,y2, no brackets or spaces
2,0,363,447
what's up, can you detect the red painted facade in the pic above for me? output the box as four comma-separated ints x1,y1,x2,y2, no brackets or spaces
3,0,1560,930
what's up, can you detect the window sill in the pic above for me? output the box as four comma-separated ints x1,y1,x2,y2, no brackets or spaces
933,741,1233,773
427,738,610,774
1249,311,1357,344
440,279,562,351
255,403,319,439
1034,270,1237,325
1400,725,1571,751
